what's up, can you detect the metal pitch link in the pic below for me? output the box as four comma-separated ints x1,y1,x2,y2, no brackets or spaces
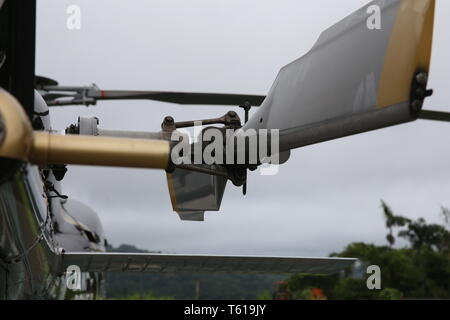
164,111,241,129
239,101,252,124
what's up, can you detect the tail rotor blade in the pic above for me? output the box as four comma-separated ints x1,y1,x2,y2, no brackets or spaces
243,0,436,152
94,90,266,106
35,77,266,108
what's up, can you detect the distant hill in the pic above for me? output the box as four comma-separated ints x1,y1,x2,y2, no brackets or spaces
104,244,284,300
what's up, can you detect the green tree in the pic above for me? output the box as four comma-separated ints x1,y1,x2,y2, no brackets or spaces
398,218,450,253
286,203,450,300
381,201,410,247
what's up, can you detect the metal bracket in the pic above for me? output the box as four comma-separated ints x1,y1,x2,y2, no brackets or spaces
410,70,433,116
239,101,252,124
160,112,251,188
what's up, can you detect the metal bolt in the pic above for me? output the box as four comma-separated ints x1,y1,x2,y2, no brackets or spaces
415,88,426,99
416,72,428,86
164,116,174,124
236,168,246,181
411,100,423,112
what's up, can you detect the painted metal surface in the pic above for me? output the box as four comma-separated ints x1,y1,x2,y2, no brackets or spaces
0,166,60,299
0,165,105,299
244,0,435,151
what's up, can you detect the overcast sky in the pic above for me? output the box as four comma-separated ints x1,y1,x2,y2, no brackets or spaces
36,0,450,257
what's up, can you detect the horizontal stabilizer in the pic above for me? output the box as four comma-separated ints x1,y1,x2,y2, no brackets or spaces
61,252,355,275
